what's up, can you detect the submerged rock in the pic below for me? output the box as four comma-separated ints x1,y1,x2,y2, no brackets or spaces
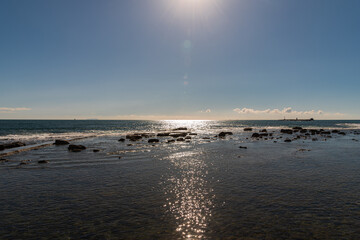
219,132,233,138
157,132,170,137
310,129,321,135
321,131,331,135
54,140,70,145
281,129,293,134
284,138,292,142
118,138,126,142
251,133,260,138
177,138,185,141
93,149,100,152
338,132,346,135
244,127,253,131
167,139,175,143
260,129,267,133
170,133,187,138
189,133,198,135
19,160,31,165
173,127,187,131
0,141,26,151
185,136,192,140
126,135,142,141
68,144,86,152
148,139,159,143
38,160,49,164
239,146,247,149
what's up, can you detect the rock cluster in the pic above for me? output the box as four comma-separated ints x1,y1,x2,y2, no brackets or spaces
0,142,26,151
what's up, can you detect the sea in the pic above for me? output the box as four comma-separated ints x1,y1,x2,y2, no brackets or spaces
1,120,360,239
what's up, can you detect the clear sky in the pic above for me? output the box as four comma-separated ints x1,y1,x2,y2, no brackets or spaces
1,0,359,120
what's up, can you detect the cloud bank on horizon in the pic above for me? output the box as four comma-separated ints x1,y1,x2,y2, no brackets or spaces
0,108,32,113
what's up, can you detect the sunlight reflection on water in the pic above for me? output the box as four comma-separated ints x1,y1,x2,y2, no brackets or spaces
164,150,213,239
159,120,211,131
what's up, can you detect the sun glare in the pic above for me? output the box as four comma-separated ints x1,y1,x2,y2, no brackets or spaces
167,0,220,22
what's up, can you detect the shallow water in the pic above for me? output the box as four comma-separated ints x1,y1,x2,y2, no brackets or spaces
1,121,360,239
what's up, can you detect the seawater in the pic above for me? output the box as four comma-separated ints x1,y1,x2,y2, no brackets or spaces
0,120,360,239
1,119,360,143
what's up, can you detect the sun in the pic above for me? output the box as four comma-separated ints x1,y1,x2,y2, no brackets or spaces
166,0,220,22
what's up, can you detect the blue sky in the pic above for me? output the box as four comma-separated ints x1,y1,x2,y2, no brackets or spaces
1,0,359,119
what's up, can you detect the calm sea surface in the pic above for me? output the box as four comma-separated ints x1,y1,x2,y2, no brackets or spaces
1,120,360,239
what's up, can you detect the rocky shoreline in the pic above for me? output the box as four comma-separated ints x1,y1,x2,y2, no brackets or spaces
0,126,358,167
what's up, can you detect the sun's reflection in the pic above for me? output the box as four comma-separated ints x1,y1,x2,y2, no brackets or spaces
164,150,213,239
160,120,211,132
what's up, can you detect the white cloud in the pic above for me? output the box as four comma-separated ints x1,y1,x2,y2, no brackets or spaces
233,107,327,116
0,107,32,113
200,109,211,113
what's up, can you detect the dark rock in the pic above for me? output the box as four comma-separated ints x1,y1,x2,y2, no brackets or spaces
68,144,86,152
93,149,100,152
177,138,185,141
309,129,321,135
338,132,346,135
127,144,133,146
284,138,292,143
185,136,192,140
300,129,308,133
0,158,9,163
118,156,122,159
189,133,198,135
0,141,26,151
321,131,331,134
38,160,49,164
332,130,339,133
239,146,247,149
202,137,210,140
19,160,31,165
281,129,293,134
244,128,253,131
292,127,303,130
167,139,175,143
251,133,260,138
173,127,187,131
141,133,154,138
118,138,126,142
148,139,159,143
157,132,170,137
170,133,187,138
312,138,318,141
260,129,267,133
259,133,269,137
218,132,233,138
126,135,142,141
54,140,69,145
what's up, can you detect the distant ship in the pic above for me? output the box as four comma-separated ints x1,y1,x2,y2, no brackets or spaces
280,117,314,121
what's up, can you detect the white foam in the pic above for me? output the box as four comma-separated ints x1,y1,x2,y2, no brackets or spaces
337,123,360,129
